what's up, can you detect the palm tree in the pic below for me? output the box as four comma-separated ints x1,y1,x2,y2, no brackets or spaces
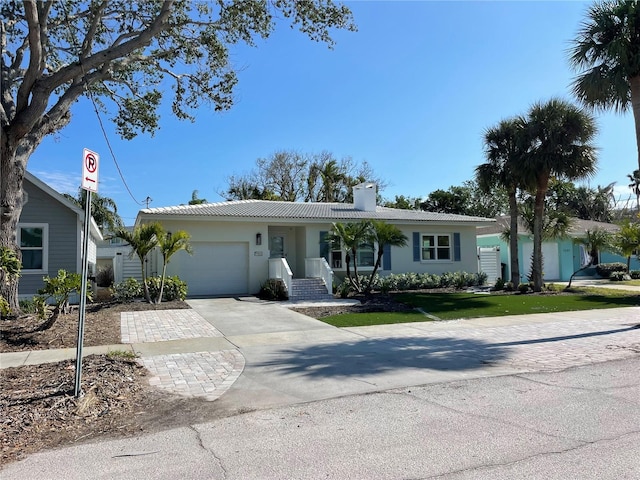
628,169,640,212
64,189,124,232
188,190,207,205
569,0,640,170
327,221,371,293
566,228,613,289
364,220,408,293
612,220,640,271
156,230,193,303
476,117,530,286
112,223,163,303
522,99,598,292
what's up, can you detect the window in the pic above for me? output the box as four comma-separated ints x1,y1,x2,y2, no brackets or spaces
18,224,48,272
329,242,375,269
421,234,451,261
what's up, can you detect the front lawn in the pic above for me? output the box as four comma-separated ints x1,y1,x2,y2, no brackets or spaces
321,288,640,327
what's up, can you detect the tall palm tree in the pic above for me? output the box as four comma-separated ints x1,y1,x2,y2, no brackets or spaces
155,230,193,304
569,0,640,170
112,223,163,303
364,220,408,293
476,117,530,286
522,99,598,292
328,221,371,293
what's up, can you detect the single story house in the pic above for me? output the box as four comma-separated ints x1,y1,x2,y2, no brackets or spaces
134,183,495,297
477,216,639,283
17,172,103,299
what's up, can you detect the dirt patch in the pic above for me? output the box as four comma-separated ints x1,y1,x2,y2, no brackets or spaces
0,300,190,353
0,299,229,467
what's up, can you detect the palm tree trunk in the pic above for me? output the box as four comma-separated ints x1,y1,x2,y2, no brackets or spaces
365,250,384,293
507,189,520,286
532,176,549,292
631,76,640,172
156,263,167,304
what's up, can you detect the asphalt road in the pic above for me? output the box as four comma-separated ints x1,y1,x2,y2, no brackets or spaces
4,356,639,479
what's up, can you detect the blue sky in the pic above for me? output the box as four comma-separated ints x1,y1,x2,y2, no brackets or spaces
28,1,636,225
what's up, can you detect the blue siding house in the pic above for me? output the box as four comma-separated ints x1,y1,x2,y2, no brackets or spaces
477,216,639,283
17,172,102,299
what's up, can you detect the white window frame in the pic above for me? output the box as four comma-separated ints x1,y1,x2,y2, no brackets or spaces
18,223,48,274
421,233,452,262
331,242,377,270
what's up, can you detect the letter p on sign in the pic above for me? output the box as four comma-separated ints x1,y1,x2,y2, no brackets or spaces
82,148,99,192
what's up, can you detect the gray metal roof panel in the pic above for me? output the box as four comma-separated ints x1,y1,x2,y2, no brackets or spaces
139,200,494,224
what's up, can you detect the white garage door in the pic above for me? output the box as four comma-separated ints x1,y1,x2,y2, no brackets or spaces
173,242,249,296
523,242,560,281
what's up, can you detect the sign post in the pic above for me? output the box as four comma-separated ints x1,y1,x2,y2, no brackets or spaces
75,149,99,398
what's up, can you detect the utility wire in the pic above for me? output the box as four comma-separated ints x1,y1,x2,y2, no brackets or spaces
60,1,145,207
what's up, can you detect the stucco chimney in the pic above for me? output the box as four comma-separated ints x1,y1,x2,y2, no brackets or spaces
353,182,377,212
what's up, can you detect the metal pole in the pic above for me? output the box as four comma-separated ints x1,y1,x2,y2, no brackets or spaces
74,190,92,398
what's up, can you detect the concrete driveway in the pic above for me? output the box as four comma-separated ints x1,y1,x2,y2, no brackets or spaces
187,298,640,413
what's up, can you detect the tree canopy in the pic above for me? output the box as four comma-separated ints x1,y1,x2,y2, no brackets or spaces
224,150,386,202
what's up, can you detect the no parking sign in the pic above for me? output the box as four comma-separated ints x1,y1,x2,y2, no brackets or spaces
82,148,99,192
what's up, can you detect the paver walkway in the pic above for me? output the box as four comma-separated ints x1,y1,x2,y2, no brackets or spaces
119,310,245,401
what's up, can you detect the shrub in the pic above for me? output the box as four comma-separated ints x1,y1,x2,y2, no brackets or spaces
629,270,640,279
38,269,89,314
111,278,142,303
493,277,505,291
595,263,627,278
610,271,631,281
258,279,288,301
517,283,530,294
96,265,114,287
146,276,188,301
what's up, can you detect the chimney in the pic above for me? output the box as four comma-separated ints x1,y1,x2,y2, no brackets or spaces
353,182,377,212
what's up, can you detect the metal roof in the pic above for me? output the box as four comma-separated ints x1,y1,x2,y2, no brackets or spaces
476,215,620,237
138,199,494,224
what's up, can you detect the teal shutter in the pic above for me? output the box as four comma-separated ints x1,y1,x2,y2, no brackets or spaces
453,232,461,261
383,244,391,270
320,231,329,262
413,232,420,262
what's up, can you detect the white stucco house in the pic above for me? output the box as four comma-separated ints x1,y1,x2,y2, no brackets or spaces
134,183,494,298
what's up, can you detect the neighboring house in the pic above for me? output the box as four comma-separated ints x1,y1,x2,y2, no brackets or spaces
477,216,639,283
96,227,150,284
135,183,494,297
17,172,103,299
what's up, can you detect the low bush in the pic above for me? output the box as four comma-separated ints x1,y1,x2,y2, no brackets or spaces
111,278,142,303
629,270,640,280
518,283,530,294
258,279,288,301
493,277,505,291
595,263,627,278
146,276,188,301
609,271,631,281
96,265,114,287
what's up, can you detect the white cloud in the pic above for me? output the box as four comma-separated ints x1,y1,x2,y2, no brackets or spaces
30,170,79,195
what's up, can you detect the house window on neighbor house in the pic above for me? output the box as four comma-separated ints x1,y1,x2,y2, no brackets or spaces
422,234,451,261
18,224,48,272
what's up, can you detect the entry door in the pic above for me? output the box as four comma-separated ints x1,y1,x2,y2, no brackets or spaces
270,234,286,258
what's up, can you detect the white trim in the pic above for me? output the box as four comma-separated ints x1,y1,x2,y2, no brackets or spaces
18,223,49,274
420,233,452,262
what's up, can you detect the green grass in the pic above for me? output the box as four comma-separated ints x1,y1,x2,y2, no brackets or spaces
321,288,640,328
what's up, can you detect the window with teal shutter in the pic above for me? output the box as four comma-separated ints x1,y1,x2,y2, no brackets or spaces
453,233,461,261
413,232,420,261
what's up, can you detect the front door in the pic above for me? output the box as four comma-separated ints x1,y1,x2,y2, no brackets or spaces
270,234,286,259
